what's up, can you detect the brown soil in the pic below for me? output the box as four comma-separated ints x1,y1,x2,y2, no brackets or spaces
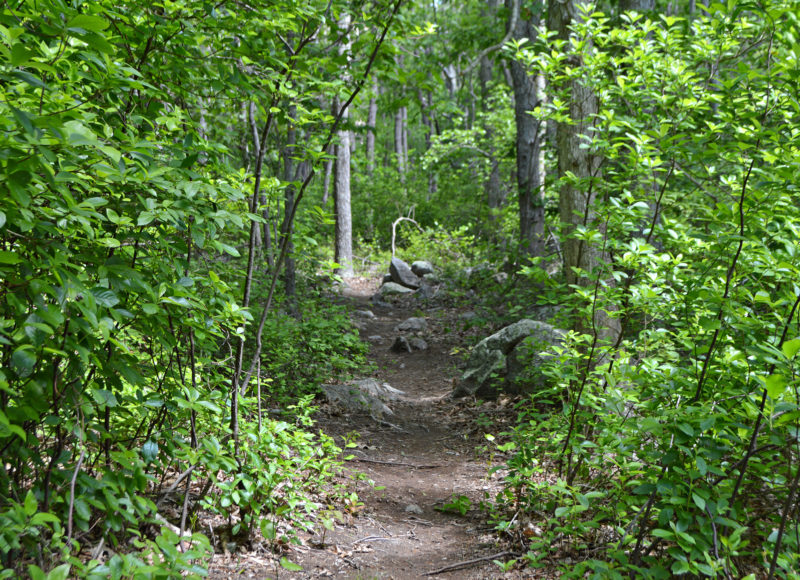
207,276,532,579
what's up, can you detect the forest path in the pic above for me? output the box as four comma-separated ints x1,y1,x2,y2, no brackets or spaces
284,277,512,579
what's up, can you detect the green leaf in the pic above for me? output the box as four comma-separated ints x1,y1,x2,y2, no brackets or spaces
0,211,5,229
692,493,706,511
66,14,110,32
11,346,37,377
90,287,120,308
279,558,302,572
23,490,37,516
0,251,22,264
782,338,800,359
45,564,71,580
765,373,787,399
142,441,159,463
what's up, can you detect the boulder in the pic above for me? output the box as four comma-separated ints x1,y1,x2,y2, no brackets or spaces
382,273,393,284
353,309,376,319
389,257,422,289
395,317,427,333
451,319,565,398
377,282,415,297
422,272,441,284
411,260,434,277
322,378,405,420
409,337,429,351
391,336,412,353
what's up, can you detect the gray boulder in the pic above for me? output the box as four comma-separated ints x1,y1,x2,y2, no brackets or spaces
382,273,393,284
353,309,376,319
411,260,434,277
391,336,412,353
389,257,422,289
451,319,565,398
409,337,429,351
322,378,405,420
395,317,427,333
377,282,415,297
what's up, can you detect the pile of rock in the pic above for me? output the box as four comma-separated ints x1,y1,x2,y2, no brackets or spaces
390,316,429,353
374,257,438,301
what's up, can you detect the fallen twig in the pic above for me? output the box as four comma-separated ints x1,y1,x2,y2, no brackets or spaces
349,456,440,469
424,551,521,576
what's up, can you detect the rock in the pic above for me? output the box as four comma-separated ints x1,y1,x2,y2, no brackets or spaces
451,319,566,399
395,317,427,333
389,257,422,289
494,272,509,285
391,336,428,352
382,273,393,283
422,272,441,284
391,336,412,353
322,379,405,420
411,260,434,277
353,309,376,319
405,504,424,515
377,282,415,297
409,337,428,351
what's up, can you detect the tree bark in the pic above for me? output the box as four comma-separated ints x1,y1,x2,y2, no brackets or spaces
394,106,406,182
507,0,546,257
366,78,378,177
282,105,297,300
334,13,354,278
549,0,620,341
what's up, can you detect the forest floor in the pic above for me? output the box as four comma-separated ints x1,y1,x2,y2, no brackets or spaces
207,274,540,579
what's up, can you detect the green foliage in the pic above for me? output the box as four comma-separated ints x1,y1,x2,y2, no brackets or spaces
0,0,372,576
496,2,800,577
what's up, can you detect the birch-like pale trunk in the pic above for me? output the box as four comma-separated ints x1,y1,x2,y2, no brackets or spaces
334,13,354,278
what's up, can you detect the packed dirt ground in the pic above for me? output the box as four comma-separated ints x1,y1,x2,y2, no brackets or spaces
206,274,537,579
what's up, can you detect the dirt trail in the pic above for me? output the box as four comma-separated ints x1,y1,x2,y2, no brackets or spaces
286,280,510,579
207,276,518,579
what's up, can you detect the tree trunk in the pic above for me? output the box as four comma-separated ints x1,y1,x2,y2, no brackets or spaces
322,144,333,205
282,105,297,300
507,0,546,257
334,13,354,278
394,106,406,182
417,89,437,198
366,78,378,177
549,0,620,341
249,100,273,267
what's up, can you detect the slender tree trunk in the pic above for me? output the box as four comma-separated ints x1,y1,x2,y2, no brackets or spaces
334,13,354,278
395,106,406,182
366,78,378,177
249,101,273,268
507,0,546,257
282,105,297,301
322,144,333,205
418,88,437,198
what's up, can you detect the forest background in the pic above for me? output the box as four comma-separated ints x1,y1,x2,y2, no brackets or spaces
2,0,800,578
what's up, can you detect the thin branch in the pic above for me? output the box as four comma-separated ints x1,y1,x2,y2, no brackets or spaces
424,551,520,576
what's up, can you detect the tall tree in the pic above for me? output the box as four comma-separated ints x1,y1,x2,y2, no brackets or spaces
548,0,620,339
334,12,355,277
507,0,547,256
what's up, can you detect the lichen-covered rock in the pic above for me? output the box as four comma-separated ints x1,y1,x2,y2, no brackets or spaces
389,257,422,289
411,260,434,277
322,378,405,420
377,282,415,297
451,319,565,398
395,317,427,333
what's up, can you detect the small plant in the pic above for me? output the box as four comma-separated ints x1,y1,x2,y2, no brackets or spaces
436,494,472,516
